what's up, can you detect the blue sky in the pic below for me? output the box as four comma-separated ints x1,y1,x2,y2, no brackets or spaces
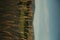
47,0,59,40
33,0,59,40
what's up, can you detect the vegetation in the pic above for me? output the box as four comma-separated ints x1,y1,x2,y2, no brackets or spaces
0,0,34,40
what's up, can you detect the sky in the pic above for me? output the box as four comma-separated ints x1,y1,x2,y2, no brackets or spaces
33,0,60,40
